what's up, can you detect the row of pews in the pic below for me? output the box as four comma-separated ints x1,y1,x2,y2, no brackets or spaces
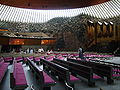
10,61,28,90
51,58,95,86
41,58,80,89
38,55,119,89
65,58,114,84
0,56,28,90
27,58,56,90
24,54,118,89
90,59,120,76
0,52,118,90
0,57,9,84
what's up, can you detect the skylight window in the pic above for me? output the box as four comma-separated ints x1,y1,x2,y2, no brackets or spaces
0,0,119,23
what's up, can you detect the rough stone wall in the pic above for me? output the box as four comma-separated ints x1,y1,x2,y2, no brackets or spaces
0,15,119,51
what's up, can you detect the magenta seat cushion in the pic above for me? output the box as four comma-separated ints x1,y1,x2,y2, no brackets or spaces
40,57,44,59
35,57,40,61
46,56,54,61
16,57,22,60
70,75,79,81
0,65,8,82
113,69,120,72
0,70,5,78
15,74,27,86
0,60,4,66
28,56,34,60
57,56,65,60
15,57,23,62
0,64,8,70
14,63,27,86
24,57,28,61
0,72,4,81
93,75,101,79
4,57,13,61
43,72,55,84
113,74,120,77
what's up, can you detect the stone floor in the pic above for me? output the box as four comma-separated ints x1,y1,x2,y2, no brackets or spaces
0,56,120,90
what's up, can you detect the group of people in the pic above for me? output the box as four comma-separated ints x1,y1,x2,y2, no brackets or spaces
26,48,34,54
17,47,55,55
38,48,44,53
19,48,34,54
11,46,85,60
18,48,45,54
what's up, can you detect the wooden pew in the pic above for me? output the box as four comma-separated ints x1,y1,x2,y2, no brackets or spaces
90,60,120,76
27,58,56,90
23,57,28,64
0,57,9,84
33,56,40,65
28,56,34,60
52,58,95,86
3,56,13,64
67,58,114,84
15,57,23,62
40,58,80,89
10,62,28,90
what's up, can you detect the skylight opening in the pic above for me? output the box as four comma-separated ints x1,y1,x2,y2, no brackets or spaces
0,0,119,23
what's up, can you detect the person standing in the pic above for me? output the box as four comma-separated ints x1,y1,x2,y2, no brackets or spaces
27,48,29,54
30,48,34,54
78,47,84,59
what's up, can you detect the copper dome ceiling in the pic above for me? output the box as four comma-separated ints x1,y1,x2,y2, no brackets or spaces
0,0,110,9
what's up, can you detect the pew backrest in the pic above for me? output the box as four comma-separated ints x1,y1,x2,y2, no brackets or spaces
67,58,114,84
10,62,28,89
28,58,56,88
41,58,70,81
53,58,94,86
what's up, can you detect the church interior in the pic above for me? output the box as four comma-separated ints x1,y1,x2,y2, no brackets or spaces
0,0,120,90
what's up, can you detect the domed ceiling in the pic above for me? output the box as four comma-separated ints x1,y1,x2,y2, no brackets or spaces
0,0,110,9
0,0,119,23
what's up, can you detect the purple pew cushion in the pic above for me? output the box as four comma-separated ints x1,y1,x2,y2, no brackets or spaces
14,63,27,86
0,70,5,78
0,60,4,66
0,70,5,81
70,75,80,81
57,56,65,60
28,56,34,60
76,58,81,60
0,63,9,70
43,72,55,84
40,56,45,59
16,57,23,60
46,56,54,61
113,69,120,72
113,74,120,77
15,74,27,86
4,57,13,62
34,57,40,61
23,57,28,61
93,75,101,79
0,63,8,82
